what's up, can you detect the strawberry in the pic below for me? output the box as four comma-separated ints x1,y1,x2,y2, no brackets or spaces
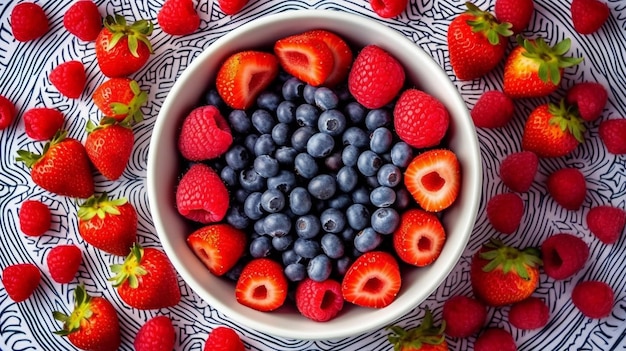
303,29,353,86
404,149,461,212
508,296,550,330
23,107,65,141
0,95,16,130
85,118,134,181
387,308,448,351
566,82,608,122
341,251,401,308
274,34,335,87
295,278,344,322
503,37,583,98
586,205,626,244
474,328,517,351
541,233,589,280
1,263,41,302
176,163,230,223
235,258,288,312
63,0,102,41
110,243,181,310
521,100,585,158
49,60,86,99
442,295,487,338
10,2,49,42
447,3,512,81
370,0,409,19
178,105,233,161
470,90,515,129
95,14,154,78
486,193,524,234
216,50,279,109
599,119,626,155
571,280,614,319
19,199,51,237
77,193,137,256
47,245,82,284
187,224,247,276
134,316,176,351
392,209,446,267
470,239,542,306
546,168,586,210
494,0,534,34
53,285,121,351
157,0,200,36
16,130,94,199
92,78,148,123
499,151,538,193
571,0,610,35
393,89,450,148
348,45,405,109
204,326,246,351
218,0,249,15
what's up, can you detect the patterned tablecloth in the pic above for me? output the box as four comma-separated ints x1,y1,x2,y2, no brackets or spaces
1,0,625,350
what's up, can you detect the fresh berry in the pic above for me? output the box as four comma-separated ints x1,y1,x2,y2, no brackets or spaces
204,326,245,351
134,316,176,351
571,280,614,319
78,194,137,256
387,309,448,351
348,45,405,109
85,118,134,181
392,209,446,267
471,90,515,128
63,0,102,41
547,168,586,210
586,205,626,244
486,193,524,234
216,50,279,109
541,233,589,280
442,295,487,338
110,244,181,310
571,0,610,35
187,224,247,276
218,0,249,15
508,296,550,330
23,107,65,141
474,328,517,351
10,2,49,42
50,60,86,99
47,245,82,284
341,251,401,308
599,119,626,155
370,0,408,18
303,30,353,86
522,101,585,158
404,149,461,212
295,278,344,322
393,89,450,148
19,199,51,237
0,95,16,130
235,258,288,311
176,163,230,223
274,34,335,87
566,82,608,122
178,106,233,161
1,263,40,302
92,78,148,123
494,0,534,34
499,151,538,192
157,0,200,36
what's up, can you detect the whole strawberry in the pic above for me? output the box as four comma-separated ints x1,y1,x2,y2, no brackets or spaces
1,263,41,302
176,163,230,223
204,326,245,351
178,105,233,161
571,0,610,35
85,118,134,181
10,2,49,42
47,245,83,284
19,199,51,237
599,119,626,155
387,309,448,351
92,78,147,123
49,60,86,99
157,0,200,36
566,82,608,122
63,0,102,41
393,89,450,149
23,107,65,141
495,0,534,34
134,316,176,351
187,224,247,276
0,95,16,130
77,193,137,256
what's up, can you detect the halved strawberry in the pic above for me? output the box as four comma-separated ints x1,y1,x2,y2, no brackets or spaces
235,258,288,312
303,29,353,86
274,34,334,87
187,223,247,276
341,251,401,308
392,209,446,266
404,149,461,212
216,51,279,109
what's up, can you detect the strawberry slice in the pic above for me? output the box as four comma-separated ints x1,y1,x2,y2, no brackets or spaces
274,34,334,86
303,29,353,86
404,149,461,212
216,50,279,109
392,209,446,266
341,251,401,308
235,258,288,312
187,224,247,276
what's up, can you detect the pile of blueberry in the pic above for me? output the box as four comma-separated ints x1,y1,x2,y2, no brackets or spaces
204,73,416,283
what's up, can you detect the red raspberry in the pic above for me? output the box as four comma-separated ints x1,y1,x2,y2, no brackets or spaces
471,90,515,129
547,168,586,211
566,82,607,122
348,45,405,109
10,2,49,42
499,151,538,192
0,95,16,130
49,61,86,99
178,106,233,161
508,296,550,330
158,0,200,36
393,89,450,149
23,107,65,141
46,245,82,284
295,278,344,322
586,205,626,244
495,0,534,34
474,328,517,351
134,316,176,351
176,163,229,224
486,193,524,234
370,0,408,18
572,280,614,319
19,199,52,237
571,0,610,35
1,263,41,302
218,0,249,15
442,295,487,338
541,233,589,280
599,119,626,155
204,326,245,351
63,0,102,41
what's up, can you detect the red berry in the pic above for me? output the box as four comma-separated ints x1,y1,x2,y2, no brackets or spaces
134,316,176,351
63,0,102,41
1,263,41,302
46,245,82,284
274,34,335,87
541,233,589,280
235,258,288,312
508,296,550,330
486,193,524,234
566,82,608,122
23,107,65,141
495,0,534,34
302,30,353,87
204,326,245,351
49,61,86,99
218,0,249,15
571,0,610,35
499,151,538,193
19,199,51,237
187,224,247,276
599,119,626,155
176,163,230,224
471,90,515,128
157,0,200,36
474,328,517,351
0,95,16,130
546,168,587,211
572,280,614,319
442,295,487,338
295,278,344,322
404,149,461,212
586,205,626,244
393,89,450,149
178,106,233,161
341,251,402,308
10,2,49,42
392,208,446,267
370,0,408,18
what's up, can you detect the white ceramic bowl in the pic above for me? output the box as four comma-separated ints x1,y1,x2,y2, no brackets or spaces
147,10,481,340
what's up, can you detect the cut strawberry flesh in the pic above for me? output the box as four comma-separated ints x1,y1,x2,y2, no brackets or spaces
235,258,287,312
341,251,401,308
216,51,278,109
404,149,460,212
393,209,446,267
303,30,353,86
274,36,334,86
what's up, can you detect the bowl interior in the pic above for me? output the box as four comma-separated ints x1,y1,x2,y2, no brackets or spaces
147,10,481,340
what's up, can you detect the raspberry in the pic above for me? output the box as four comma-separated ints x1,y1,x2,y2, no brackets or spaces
176,163,229,223
599,119,626,155
571,0,610,35
499,151,538,192
541,233,589,280
470,90,515,129
393,89,450,149
508,296,550,330
486,193,524,234
10,2,49,42
442,295,487,338
0,95,16,130
494,0,534,34
178,106,233,161
23,107,65,141
49,61,86,99
474,328,517,351
586,205,626,244
46,245,82,284
1,263,41,302
134,316,176,351
566,82,607,122
295,278,344,322
218,0,249,15
546,168,586,211
63,0,102,41
370,0,409,18
157,0,200,36
204,326,245,351
572,280,614,319
19,199,52,237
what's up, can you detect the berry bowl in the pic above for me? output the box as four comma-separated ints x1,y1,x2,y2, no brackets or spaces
147,10,481,340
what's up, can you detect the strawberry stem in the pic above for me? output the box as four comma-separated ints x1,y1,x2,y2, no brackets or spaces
53,285,93,336
464,2,513,45
109,243,148,288
103,14,154,58
16,130,68,167
387,308,446,351
480,239,542,280
517,36,584,85
77,193,128,221
548,99,586,143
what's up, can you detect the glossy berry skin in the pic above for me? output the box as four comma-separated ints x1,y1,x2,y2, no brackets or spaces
393,89,450,148
499,151,538,193
546,168,586,211
509,297,550,330
1,263,40,302
471,90,515,129
370,0,408,18
63,0,102,41
442,295,487,338
49,61,86,99
157,0,200,36
217,51,279,109
541,233,589,280
85,121,134,181
23,108,65,141
474,328,516,351
134,316,176,351
566,82,608,122
295,278,344,322
599,119,626,155
0,95,15,130
522,102,584,158
571,0,610,35
586,205,626,244
19,200,51,237
495,0,534,34
204,326,245,351
47,245,82,284
218,0,249,15
187,224,247,276
92,78,148,123
178,106,233,161
10,2,49,42
571,280,614,318
274,34,335,87
486,193,524,234
176,163,230,223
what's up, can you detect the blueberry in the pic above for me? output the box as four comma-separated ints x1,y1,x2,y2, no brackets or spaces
336,256,352,276
371,207,400,235
344,101,367,124
272,234,293,251
365,108,392,130
303,85,317,104
341,145,360,167
261,188,286,213
366,175,380,188
274,146,298,165
268,170,297,193
336,166,359,193
282,77,305,101
271,122,291,146
307,132,335,158
251,109,275,134
324,151,344,172
346,203,370,231
351,186,371,205
291,126,316,152
354,227,383,253
233,188,250,204
294,237,320,258
254,217,266,235
284,263,306,282
220,166,238,187
224,260,246,282
342,126,369,148
370,127,393,154
314,87,339,110
327,193,352,210
296,103,319,127
317,109,347,137
395,187,412,210
254,133,276,156
341,227,356,242
320,208,346,233
282,249,302,266
357,150,382,176
204,89,226,109
243,192,264,220
307,254,333,282
244,134,259,154
263,212,292,237
391,142,414,168
307,174,337,200
239,168,266,192
225,144,250,170
250,235,272,258
370,186,396,208
225,205,249,229
276,100,297,124
253,155,279,178
228,110,251,134
377,164,402,188
294,153,319,179
294,214,321,239
289,186,312,215
256,91,281,111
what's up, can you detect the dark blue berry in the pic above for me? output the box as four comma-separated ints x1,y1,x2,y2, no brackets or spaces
314,87,339,110
254,217,266,235
391,142,414,168
303,85,317,104
344,101,367,124
346,203,370,231
274,146,298,165
296,103,319,127
289,186,312,215
341,145,360,167
253,155,279,178
294,237,320,258
225,205,249,229
351,186,372,205
272,234,293,251
282,77,305,101
243,192,264,220
320,208,346,233
267,170,297,193
261,188,286,213
327,193,352,210
371,207,400,235
336,256,352,276
282,249,302,266
365,108,392,130
342,126,369,148
276,100,297,124
256,91,281,111
370,186,396,208
295,214,321,239
284,263,306,282
307,174,337,200
307,254,332,282
324,151,344,172
395,187,412,210
251,109,275,134
291,126,316,152
321,233,345,259
263,212,292,237
357,150,382,176
250,235,272,258
254,133,276,156
228,110,251,134
354,227,383,253
318,109,347,136
243,134,259,154
306,132,335,158
220,166,238,187
271,123,291,146
336,166,359,193
294,152,319,179
225,144,250,171
239,168,266,192
203,89,226,109
377,164,402,188
370,127,393,154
